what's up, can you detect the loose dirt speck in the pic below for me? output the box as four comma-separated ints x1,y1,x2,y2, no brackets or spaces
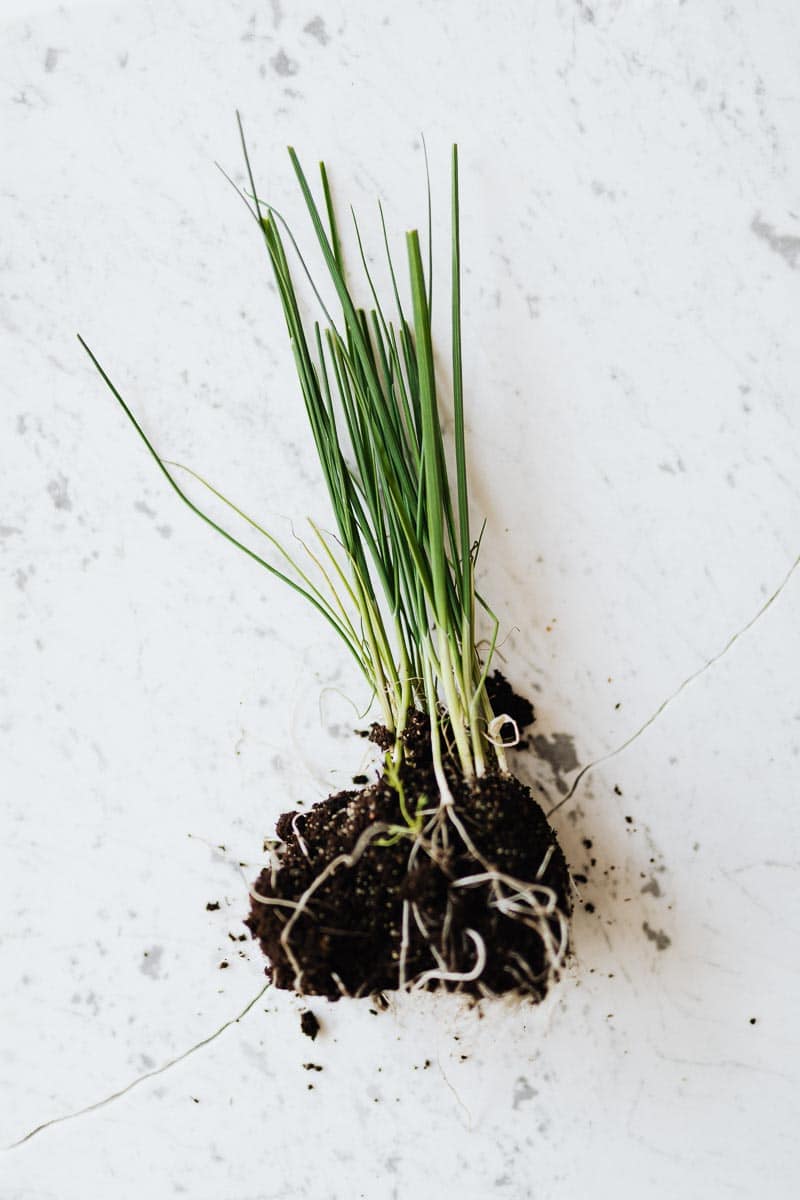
300,1010,320,1040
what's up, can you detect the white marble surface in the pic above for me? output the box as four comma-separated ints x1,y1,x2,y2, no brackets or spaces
2,1,799,1196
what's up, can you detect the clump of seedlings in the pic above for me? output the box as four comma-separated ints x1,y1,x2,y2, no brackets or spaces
81,120,571,1002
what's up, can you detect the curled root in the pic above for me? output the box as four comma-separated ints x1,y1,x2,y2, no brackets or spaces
278,821,394,992
248,778,570,1000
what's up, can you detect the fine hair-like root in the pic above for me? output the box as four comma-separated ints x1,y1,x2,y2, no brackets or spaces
486,713,521,749
253,795,569,999
251,821,395,993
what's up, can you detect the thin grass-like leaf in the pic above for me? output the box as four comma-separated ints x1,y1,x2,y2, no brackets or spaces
82,131,505,785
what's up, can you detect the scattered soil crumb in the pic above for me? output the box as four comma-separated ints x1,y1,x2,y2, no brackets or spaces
300,1010,320,1040
368,722,395,750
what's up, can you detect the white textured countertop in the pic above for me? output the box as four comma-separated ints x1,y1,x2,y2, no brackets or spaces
2,2,799,1197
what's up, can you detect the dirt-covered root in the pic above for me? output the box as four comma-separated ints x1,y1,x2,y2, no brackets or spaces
245,764,571,1001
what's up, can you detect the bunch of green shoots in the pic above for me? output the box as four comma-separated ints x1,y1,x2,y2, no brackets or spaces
79,121,511,807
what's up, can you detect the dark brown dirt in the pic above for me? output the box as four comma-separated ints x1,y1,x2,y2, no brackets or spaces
246,695,571,1001
486,670,536,735
300,1010,320,1040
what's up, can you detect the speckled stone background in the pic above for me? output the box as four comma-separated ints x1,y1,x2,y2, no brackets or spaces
2,2,799,1197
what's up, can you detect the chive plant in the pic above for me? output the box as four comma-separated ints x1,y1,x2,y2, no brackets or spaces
80,123,571,998
81,122,511,813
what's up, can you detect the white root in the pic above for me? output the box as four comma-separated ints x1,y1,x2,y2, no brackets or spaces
267,843,282,890
441,893,454,956
279,820,394,991
253,779,569,998
398,900,411,991
444,805,569,984
291,812,310,860
329,971,349,999
486,713,520,748
247,887,307,911
411,902,450,975
536,843,556,881
412,928,487,988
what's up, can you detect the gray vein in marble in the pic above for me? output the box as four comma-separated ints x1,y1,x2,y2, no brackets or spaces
304,16,330,45
751,213,800,269
270,48,298,77
46,474,71,511
511,1075,536,1109
434,1055,472,1129
6,983,270,1150
548,545,800,817
642,922,671,951
139,945,163,978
